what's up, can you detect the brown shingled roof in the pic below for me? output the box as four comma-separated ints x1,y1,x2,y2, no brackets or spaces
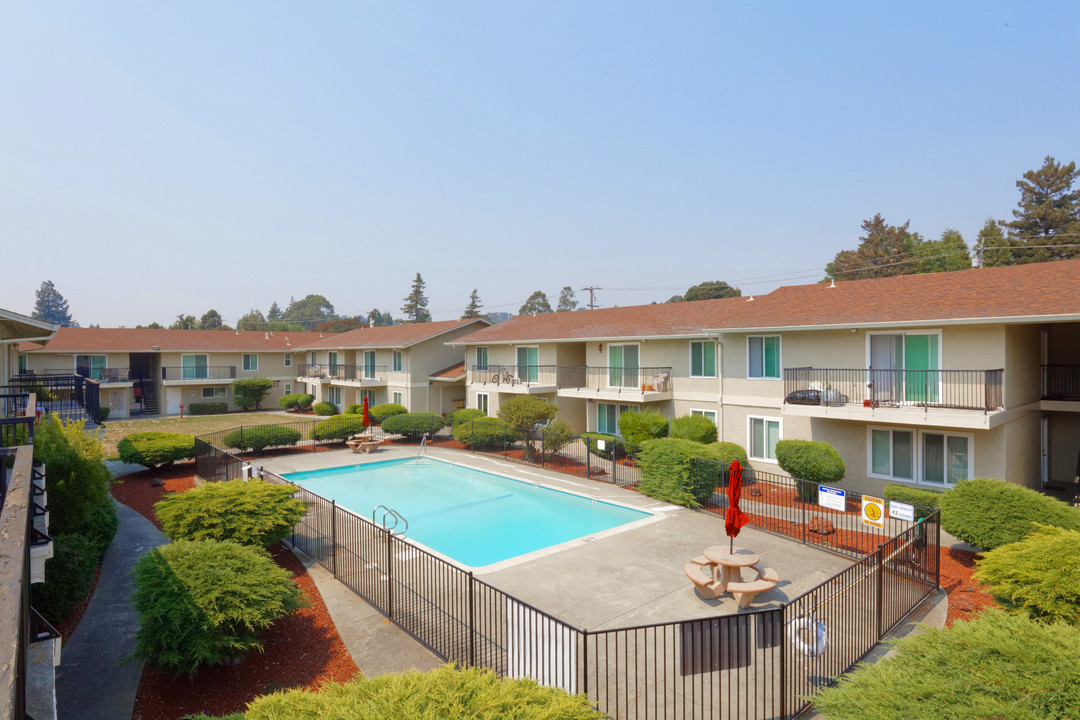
298,318,489,350
428,361,466,382
23,327,324,353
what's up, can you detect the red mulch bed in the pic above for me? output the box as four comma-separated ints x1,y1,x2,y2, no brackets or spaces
109,464,359,720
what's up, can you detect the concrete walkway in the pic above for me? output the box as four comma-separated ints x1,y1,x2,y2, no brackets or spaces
55,498,166,720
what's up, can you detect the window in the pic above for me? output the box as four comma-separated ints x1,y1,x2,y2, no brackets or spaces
476,392,489,414
868,332,942,404
475,347,488,371
18,355,27,374
747,337,780,379
283,383,292,395
182,354,208,380
328,352,338,370
922,431,970,486
329,387,342,406
597,403,636,436
243,354,258,371
749,417,780,461
690,408,717,424
690,341,716,378
392,391,403,406
869,427,970,486
76,354,107,381
202,386,227,399
608,344,640,388
360,389,376,405
363,351,376,379
283,353,292,367
516,346,539,383
309,351,317,365
392,351,403,372
869,428,914,481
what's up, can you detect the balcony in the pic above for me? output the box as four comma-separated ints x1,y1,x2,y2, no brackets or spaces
161,366,236,383
296,363,388,385
556,366,673,402
782,367,1005,429
1042,365,1080,402
469,364,558,394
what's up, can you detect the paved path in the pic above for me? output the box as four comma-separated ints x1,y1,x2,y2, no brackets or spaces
55,497,166,720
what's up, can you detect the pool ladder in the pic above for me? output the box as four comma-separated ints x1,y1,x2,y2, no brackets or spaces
416,434,428,459
373,505,408,537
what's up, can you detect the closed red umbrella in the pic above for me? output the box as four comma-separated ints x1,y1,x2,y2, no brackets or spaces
362,396,370,428
725,459,749,553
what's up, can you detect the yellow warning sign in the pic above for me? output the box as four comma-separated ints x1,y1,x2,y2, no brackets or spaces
861,495,885,528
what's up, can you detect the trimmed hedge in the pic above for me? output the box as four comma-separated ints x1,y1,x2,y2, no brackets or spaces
582,432,629,460
669,415,718,444
156,480,308,547
452,417,520,448
84,495,120,555
312,401,338,416
133,540,304,677
884,484,946,520
775,439,845,503
117,431,196,469
212,664,607,720
380,413,445,441
638,438,725,507
451,408,486,426
188,402,228,416
278,393,315,412
233,378,274,410
30,533,99,623
618,410,669,446
940,478,1080,550
708,441,749,468
975,524,1080,626
370,403,408,424
223,425,302,452
98,407,110,422
310,415,367,442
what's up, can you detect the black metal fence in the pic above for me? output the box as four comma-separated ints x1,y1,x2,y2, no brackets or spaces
194,420,940,719
5,374,101,426
783,367,1004,412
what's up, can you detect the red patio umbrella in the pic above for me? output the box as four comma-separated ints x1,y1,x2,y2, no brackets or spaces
725,459,749,553
361,396,370,428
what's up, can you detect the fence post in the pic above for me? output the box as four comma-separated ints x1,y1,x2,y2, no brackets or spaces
330,500,338,578
468,571,476,668
800,482,807,545
582,629,589,698
469,420,474,454
386,528,394,620
779,608,787,719
876,546,884,640
503,424,508,459
539,429,544,469
585,437,591,477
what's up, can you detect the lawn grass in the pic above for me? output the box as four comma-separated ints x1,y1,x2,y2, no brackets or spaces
98,412,302,459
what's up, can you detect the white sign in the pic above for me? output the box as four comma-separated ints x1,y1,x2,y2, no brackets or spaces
861,495,885,528
818,486,846,511
889,501,915,522
596,439,606,451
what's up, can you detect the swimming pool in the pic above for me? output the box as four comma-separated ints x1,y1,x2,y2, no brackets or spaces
284,457,652,568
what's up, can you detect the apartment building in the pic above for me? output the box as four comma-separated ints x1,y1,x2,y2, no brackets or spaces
294,318,489,416
454,260,1080,496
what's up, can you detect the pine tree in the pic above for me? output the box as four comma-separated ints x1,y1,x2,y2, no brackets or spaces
914,229,971,273
237,309,267,331
825,215,915,280
462,289,483,319
976,219,1014,267
267,302,283,321
519,291,552,315
32,280,78,327
199,309,223,330
556,286,578,312
1008,156,1080,263
401,273,431,323
169,314,197,330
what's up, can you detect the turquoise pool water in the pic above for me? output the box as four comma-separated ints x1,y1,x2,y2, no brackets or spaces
284,458,651,567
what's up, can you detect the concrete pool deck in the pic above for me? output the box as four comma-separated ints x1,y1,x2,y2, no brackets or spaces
259,444,854,630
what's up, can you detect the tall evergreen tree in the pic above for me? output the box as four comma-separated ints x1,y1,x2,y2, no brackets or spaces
556,286,578,312
32,280,78,327
236,309,267,331
519,291,552,315
1007,156,1080,263
976,219,1013,267
914,229,971,273
169,314,197,330
199,309,224,330
462,289,483,319
401,273,431,323
825,214,915,281
267,302,283,321
682,281,741,301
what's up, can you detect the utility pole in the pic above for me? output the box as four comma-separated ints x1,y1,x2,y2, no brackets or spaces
579,286,600,310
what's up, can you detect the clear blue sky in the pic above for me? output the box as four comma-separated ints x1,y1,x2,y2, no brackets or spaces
3,2,1078,326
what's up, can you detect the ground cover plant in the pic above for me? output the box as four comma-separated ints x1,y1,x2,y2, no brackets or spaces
309,414,367,441
118,431,196,469
669,414,718,444
223,425,303,453
775,439,845,503
155,480,307,547
212,664,607,720
380,412,446,441
939,477,1080,550
134,539,305,678
232,378,275,410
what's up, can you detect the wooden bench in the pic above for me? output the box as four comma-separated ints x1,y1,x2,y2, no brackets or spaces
726,578,778,608
683,563,723,600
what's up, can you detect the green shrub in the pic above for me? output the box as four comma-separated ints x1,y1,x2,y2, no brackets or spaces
345,404,363,415
618,410,669,445
223,425,303,452
638,437,725,507
669,415,718,444
975,525,1080,626
811,610,1080,719
117,431,196,469
775,439,845,503
310,415,367,442
188,402,228,416
884,485,946,520
581,432,629,460
381,413,446,440
312,401,338,416
98,407,110,422
84,495,119,555
708,441,749,468
34,415,112,534
370,403,408,424
155,480,307,547
541,419,574,457
452,417,520,448
213,664,606,720
295,393,315,411
30,533,99,623
279,393,315,411
233,378,275,410
451,408,486,426
939,478,1080,550
133,539,304,677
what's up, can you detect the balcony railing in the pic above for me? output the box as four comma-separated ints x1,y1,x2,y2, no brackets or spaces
470,364,558,387
295,363,388,381
6,375,101,426
1042,364,1080,401
161,366,236,381
783,367,1004,412
557,366,673,393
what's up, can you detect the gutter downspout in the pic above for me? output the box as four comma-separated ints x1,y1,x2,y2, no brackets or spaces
715,334,724,442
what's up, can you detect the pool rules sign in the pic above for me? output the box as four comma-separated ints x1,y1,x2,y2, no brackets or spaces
861,495,885,528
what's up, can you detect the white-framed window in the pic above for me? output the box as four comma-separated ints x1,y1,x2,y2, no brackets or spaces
608,344,640,388
360,389,376,405
329,386,342,406
392,351,403,372
475,346,489,371
516,346,539,383
748,416,781,461
363,351,377,379
869,426,971,486
690,408,718,425
921,430,971,486
476,392,489,415
868,427,915,481
597,403,637,436
392,391,403,406
182,354,209,380
202,386,227,399
283,352,292,367
867,331,943,404
690,341,717,378
283,383,292,395
747,336,781,379
243,354,258,371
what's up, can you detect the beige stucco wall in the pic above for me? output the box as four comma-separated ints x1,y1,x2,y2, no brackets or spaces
1004,412,1041,489
1049,412,1080,486
1003,324,1041,407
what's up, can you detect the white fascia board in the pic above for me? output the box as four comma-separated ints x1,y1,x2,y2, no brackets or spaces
704,313,1080,334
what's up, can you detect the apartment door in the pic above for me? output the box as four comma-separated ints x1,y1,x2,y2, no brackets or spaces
903,334,939,403
869,334,939,404
608,345,640,388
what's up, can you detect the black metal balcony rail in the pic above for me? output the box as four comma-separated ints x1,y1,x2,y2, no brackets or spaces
783,367,1004,412
469,364,558,387
1042,364,1080,401
295,363,388,381
557,365,674,392
6,375,102,425
0,393,33,452
161,366,237,381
